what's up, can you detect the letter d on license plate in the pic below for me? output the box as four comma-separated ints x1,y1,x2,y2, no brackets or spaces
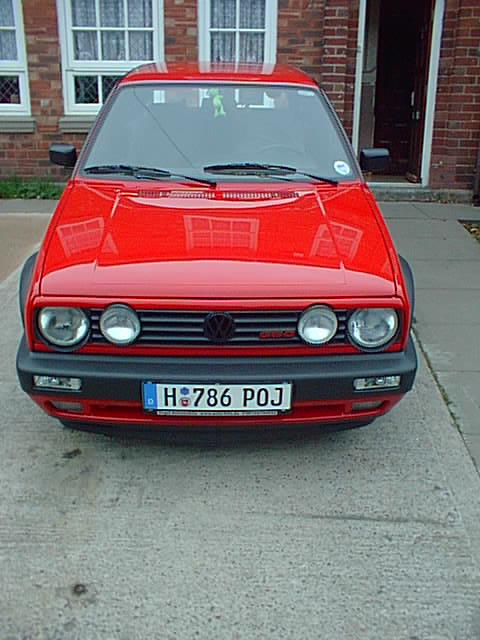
142,382,292,415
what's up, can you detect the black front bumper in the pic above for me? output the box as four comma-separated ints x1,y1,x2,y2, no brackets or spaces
17,335,417,402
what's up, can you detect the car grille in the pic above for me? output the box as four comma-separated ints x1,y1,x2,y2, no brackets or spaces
89,310,348,347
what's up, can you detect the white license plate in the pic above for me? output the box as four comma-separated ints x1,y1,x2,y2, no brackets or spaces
142,382,292,415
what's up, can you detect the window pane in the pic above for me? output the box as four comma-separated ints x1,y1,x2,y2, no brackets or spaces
210,0,235,28
239,0,265,29
0,0,14,27
71,0,96,27
0,75,20,103
129,31,152,60
128,0,152,28
100,0,124,27
74,75,99,103
74,31,98,60
239,32,264,63
0,30,16,60
101,31,125,60
211,32,234,63
102,75,121,101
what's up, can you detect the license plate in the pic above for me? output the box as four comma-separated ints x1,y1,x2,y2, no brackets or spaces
142,382,292,415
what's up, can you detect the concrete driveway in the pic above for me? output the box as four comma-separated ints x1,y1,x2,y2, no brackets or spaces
1,200,480,639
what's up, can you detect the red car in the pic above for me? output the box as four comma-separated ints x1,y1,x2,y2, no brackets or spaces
16,63,417,433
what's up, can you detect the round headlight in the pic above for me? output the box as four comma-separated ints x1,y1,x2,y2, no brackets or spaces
298,306,338,345
38,307,89,347
99,304,140,345
348,308,398,349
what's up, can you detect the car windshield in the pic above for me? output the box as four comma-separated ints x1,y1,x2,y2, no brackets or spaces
80,83,357,183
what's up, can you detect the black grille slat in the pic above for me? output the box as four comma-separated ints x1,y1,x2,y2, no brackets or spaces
137,335,210,343
141,326,205,334
139,315,205,324
88,309,349,347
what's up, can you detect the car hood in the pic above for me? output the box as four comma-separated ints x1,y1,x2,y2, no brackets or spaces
41,181,396,299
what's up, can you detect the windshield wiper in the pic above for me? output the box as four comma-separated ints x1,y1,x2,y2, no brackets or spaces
83,164,216,187
203,163,338,186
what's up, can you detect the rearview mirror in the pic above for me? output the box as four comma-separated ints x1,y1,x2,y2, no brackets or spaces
49,144,77,168
360,148,390,173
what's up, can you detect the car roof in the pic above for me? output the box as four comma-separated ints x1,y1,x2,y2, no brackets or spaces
119,62,318,88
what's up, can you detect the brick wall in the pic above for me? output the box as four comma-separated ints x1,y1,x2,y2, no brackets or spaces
430,0,480,189
0,1,479,192
164,0,198,62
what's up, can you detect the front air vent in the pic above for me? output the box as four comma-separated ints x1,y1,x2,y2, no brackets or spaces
135,190,300,201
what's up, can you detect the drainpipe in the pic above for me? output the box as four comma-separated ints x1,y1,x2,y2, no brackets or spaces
474,136,480,205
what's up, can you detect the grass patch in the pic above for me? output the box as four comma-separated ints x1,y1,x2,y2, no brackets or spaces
0,177,63,199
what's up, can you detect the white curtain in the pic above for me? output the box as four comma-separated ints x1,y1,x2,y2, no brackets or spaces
71,0,96,26
74,31,97,60
0,0,17,60
71,0,153,61
239,32,264,63
101,31,124,59
211,0,235,28
210,0,265,63
0,0,13,26
129,31,152,60
128,0,152,28
0,30,16,60
100,0,124,27
72,0,152,28
211,32,234,63
239,0,265,29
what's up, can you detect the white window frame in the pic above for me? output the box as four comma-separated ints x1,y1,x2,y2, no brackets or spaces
0,0,31,115
185,214,259,251
56,0,164,116
198,0,277,65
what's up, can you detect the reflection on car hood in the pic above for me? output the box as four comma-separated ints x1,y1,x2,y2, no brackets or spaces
41,181,396,299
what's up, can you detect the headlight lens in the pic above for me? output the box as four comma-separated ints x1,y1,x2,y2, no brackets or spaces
348,308,398,349
298,306,338,345
99,304,140,345
38,307,89,347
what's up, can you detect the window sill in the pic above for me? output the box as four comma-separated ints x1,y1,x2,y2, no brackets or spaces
0,116,35,133
59,115,96,134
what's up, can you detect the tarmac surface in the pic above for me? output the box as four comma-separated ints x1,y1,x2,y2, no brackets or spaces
1,196,480,639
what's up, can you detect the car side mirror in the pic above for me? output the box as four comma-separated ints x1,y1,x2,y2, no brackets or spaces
49,144,77,168
359,148,390,173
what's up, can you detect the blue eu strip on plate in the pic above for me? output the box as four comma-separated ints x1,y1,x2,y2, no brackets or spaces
142,382,157,410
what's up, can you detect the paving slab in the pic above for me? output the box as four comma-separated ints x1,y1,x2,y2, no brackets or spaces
436,372,480,437
385,218,469,241
414,202,480,221
377,202,428,219
414,289,480,325
407,259,480,290
462,434,480,470
0,213,51,282
392,235,480,262
415,323,480,372
0,199,58,214
380,201,480,469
